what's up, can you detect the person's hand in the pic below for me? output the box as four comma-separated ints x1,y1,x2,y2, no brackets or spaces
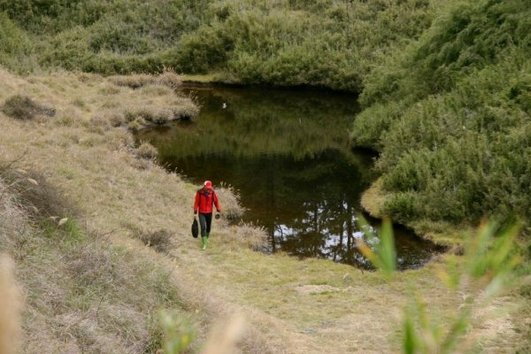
194,210,197,215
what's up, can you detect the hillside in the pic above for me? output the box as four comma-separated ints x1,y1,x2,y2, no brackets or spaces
0,0,530,352
0,0,437,91
351,0,530,239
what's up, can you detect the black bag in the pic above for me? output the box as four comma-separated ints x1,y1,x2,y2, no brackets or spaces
191,217,199,238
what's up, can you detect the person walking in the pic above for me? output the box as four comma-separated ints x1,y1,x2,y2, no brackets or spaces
193,180,221,250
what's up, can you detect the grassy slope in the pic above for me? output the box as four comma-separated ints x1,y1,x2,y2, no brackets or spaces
0,72,200,353
0,69,528,353
352,0,531,242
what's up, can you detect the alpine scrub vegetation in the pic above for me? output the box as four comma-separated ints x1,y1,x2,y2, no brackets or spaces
0,0,208,74
0,0,436,91
174,0,436,91
352,0,531,234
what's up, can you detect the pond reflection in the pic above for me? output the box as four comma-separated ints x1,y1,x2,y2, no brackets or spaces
136,85,443,269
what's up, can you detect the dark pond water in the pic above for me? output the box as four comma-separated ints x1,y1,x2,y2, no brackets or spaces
136,84,443,269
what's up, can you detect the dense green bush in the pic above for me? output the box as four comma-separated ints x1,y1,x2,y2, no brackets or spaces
0,0,210,74
174,21,234,73
0,12,36,73
352,0,531,228
361,0,530,106
172,0,435,90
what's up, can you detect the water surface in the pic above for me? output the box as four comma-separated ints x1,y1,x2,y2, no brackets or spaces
137,85,443,269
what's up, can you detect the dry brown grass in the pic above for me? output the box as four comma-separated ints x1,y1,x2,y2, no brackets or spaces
110,70,182,90
136,141,159,160
0,67,527,353
0,166,189,353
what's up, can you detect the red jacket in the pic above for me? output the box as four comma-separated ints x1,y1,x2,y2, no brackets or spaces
194,188,221,214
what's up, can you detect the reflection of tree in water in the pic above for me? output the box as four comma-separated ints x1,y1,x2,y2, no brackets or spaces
257,150,376,267
137,85,359,161
273,197,376,268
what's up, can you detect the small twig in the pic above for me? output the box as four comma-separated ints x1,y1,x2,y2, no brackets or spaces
0,150,30,201
0,149,28,173
0,177,25,201
95,294,106,320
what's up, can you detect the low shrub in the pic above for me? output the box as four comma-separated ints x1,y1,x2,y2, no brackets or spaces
174,22,234,74
351,101,405,149
383,192,419,223
136,142,158,160
134,229,174,254
1,95,55,120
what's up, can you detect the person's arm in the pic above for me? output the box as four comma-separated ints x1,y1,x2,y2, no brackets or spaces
213,191,221,213
193,191,199,214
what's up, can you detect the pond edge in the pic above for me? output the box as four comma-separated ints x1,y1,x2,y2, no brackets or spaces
360,177,465,249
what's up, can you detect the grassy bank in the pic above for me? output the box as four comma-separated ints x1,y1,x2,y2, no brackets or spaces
1,69,529,353
0,69,264,352
0,177,189,352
